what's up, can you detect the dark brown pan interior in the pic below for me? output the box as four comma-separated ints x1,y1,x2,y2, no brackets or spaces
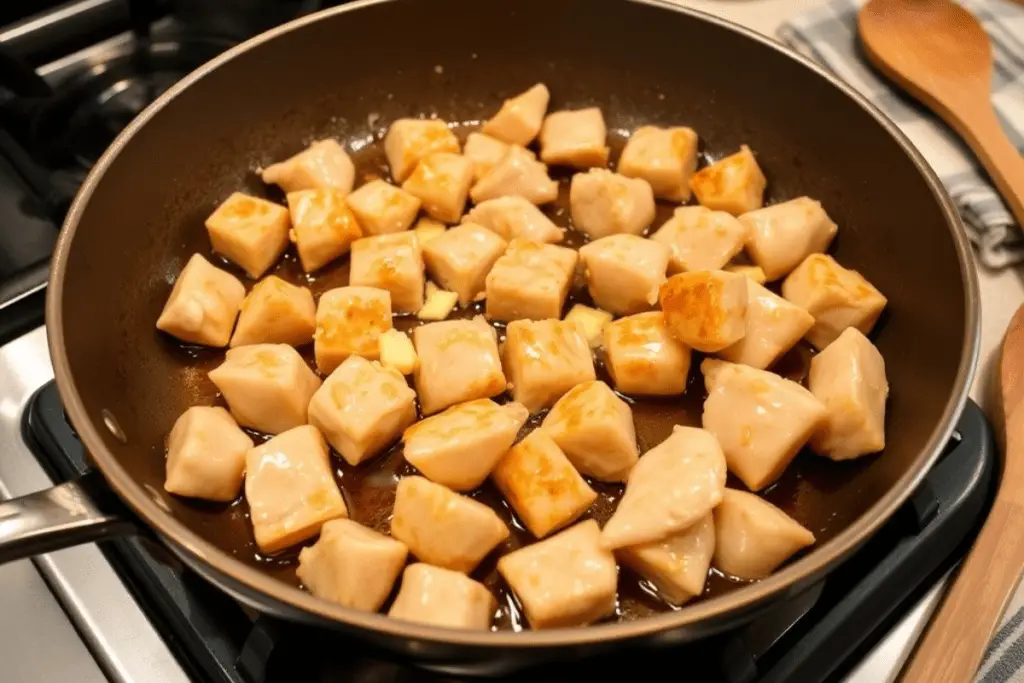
55,0,968,627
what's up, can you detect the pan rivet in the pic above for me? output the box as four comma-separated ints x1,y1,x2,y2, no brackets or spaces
101,409,127,444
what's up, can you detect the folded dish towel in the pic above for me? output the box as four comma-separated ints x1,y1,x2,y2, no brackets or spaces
779,0,1024,270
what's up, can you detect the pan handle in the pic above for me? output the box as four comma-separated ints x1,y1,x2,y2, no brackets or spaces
0,470,136,564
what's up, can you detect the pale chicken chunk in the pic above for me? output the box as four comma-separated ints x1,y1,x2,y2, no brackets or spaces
412,317,507,415
402,153,474,223
719,278,815,370
569,169,656,239
725,264,767,284
403,399,529,491
619,126,699,201
230,276,316,348
463,132,510,181
423,223,507,306
741,197,838,281
540,380,638,482
497,520,617,629
503,319,596,413
617,513,714,605
701,359,827,491
808,328,888,460
261,139,355,195
689,145,766,216
245,425,348,554
313,286,392,374
208,344,321,435
464,196,563,244
651,206,749,273
603,312,691,396
485,239,577,323
601,426,727,549
659,270,748,353
539,107,609,169
205,192,290,279
469,146,559,205
578,234,668,315
344,180,421,236
165,406,254,502
713,488,815,580
388,564,495,630
383,118,460,183
391,476,509,573
307,355,417,466
286,188,363,272
492,431,597,539
782,254,887,350
156,254,245,347
349,232,425,313
481,83,550,146
296,519,408,612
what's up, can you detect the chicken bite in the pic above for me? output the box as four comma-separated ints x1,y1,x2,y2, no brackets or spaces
578,234,668,315
296,519,408,612
659,270,748,353
412,317,507,415
286,188,363,273
307,355,417,466
651,206,748,273
230,276,316,348
463,132,510,181
403,399,529,491
617,513,714,606
689,145,766,216
412,217,446,245
725,264,767,284
741,197,838,281
261,139,355,195
388,564,495,630
481,83,550,146
485,239,577,323
208,344,321,435
344,180,421,236
540,380,638,482
384,118,460,183
156,253,245,347
313,286,392,374
618,125,699,202
497,520,617,629
539,107,609,169
601,426,727,549
464,196,563,244
570,169,656,239
701,359,827,491
401,153,474,223
349,232,425,313
205,192,291,279
165,406,254,502
713,489,815,580
503,319,596,413
718,278,815,370
423,222,507,306
603,312,691,396
245,425,348,554
469,146,559,205
808,328,888,460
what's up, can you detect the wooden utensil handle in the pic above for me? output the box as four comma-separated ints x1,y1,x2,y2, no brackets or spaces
951,103,1024,231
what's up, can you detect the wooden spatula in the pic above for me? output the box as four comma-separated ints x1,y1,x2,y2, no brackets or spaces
859,0,1024,230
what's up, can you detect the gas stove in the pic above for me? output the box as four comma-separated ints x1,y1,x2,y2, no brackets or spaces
0,3,997,683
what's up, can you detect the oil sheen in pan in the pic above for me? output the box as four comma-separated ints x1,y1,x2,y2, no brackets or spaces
166,123,875,631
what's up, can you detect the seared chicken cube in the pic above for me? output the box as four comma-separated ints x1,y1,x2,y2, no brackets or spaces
286,188,363,273
689,145,766,216
402,153,474,223
570,169,656,239
384,118,460,183
485,240,577,323
503,319,596,413
413,317,506,415
701,359,826,490
741,197,838,281
206,193,291,279
296,518,408,612
463,132,510,181
464,196,563,244
539,107,609,169
578,234,668,315
307,355,417,466
617,513,714,606
651,206,748,273
659,270,748,352
492,430,597,539
230,276,316,348
470,146,559,205
349,232,425,313
540,380,638,482
781,254,887,350
403,399,529,491
808,328,888,460
391,476,509,573
713,488,815,580
165,406,253,502
245,425,348,554
388,564,495,629
156,253,245,347
423,223,507,306
601,426,727,549
619,125,699,201
718,278,815,370
497,520,617,629
603,312,691,396
345,180,421,236
314,286,392,374
208,344,321,435
261,139,355,195
481,83,550,146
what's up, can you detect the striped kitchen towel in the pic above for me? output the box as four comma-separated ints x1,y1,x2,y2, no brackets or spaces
779,0,1024,270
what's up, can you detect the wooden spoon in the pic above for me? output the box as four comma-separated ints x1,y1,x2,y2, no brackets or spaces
899,303,1024,682
859,0,1024,230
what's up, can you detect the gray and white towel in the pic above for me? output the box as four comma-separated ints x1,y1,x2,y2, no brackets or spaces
779,0,1024,270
